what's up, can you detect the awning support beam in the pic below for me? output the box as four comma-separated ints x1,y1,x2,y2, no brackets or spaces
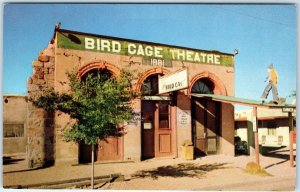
253,106,260,165
288,112,294,167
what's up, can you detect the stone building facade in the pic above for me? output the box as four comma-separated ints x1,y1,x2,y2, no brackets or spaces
26,27,236,168
26,42,56,167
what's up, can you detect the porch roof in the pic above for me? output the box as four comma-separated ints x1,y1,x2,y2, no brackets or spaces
190,94,296,109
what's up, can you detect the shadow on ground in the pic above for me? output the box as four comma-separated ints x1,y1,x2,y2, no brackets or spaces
3,155,54,174
261,146,290,160
262,146,296,161
261,146,296,169
132,163,229,179
3,156,25,165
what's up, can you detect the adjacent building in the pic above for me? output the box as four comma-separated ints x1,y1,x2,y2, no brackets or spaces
3,95,28,155
235,108,296,152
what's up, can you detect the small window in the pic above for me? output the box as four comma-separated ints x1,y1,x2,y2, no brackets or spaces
266,121,277,136
267,128,277,136
159,101,170,129
3,124,24,138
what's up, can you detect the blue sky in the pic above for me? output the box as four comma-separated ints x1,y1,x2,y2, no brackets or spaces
2,4,297,107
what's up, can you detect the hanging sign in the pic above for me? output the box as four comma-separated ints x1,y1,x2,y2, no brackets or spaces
158,68,188,94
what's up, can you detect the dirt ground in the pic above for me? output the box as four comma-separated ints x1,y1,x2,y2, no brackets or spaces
2,147,296,191
106,153,296,190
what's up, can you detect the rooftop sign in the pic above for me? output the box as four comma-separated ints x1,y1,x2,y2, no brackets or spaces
159,69,188,94
57,30,234,67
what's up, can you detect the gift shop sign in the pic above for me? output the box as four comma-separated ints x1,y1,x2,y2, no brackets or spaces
57,31,234,67
158,69,188,94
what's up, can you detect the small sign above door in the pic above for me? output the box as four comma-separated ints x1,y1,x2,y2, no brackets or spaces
158,68,188,94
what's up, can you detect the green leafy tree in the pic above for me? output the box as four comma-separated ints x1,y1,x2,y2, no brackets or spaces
288,90,296,124
33,69,135,188
289,90,296,97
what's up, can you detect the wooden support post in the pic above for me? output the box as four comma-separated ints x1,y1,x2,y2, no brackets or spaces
253,107,260,165
288,112,294,132
288,112,294,167
289,132,294,167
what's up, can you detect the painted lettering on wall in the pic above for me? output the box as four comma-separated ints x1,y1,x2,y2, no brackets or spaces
57,31,234,66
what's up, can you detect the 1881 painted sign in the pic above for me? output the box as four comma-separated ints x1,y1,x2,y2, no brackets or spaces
57,30,234,67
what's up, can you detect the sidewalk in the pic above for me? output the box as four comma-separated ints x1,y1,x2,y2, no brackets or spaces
3,152,296,190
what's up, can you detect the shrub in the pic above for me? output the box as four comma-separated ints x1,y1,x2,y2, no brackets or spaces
245,162,272,176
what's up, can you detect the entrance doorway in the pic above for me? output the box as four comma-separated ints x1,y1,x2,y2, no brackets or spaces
141,100,173,159
192,99,220,156
78,68,123,163
141,74,174,160
191,77,220,156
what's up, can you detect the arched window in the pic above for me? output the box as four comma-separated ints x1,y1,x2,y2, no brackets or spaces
81,68,113,82
191,78,215,94
141,74,160,96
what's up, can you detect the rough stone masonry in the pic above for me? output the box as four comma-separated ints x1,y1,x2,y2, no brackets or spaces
27,42,56,168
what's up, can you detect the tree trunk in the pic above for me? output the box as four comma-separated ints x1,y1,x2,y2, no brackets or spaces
91,144,94,189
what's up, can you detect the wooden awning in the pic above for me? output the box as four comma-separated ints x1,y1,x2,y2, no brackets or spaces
190,93,296,109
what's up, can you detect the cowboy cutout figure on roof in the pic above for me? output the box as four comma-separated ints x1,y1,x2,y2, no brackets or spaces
260,64,280,104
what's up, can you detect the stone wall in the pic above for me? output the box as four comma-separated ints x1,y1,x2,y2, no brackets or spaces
27,43,55,168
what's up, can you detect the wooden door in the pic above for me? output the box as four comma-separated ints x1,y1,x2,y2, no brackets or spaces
193,100,207,156
206,101,219,154
97,136,122,161
142,100,173,159
141,101,155,159
192,99,219,156
155,101,173,157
